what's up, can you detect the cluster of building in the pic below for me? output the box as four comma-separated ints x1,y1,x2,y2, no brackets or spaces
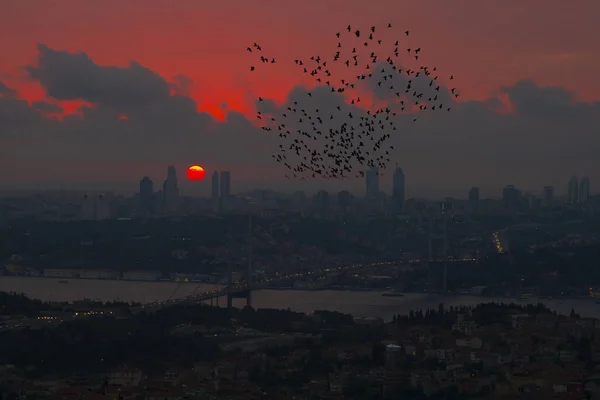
492,175,591,214
1,162,585,221
4,307,600,399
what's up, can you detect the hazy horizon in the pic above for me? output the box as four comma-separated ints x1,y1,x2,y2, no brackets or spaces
2,1,599,193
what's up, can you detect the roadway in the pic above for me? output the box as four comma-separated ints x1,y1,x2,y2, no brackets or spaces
141,261,397,312
140,257,479,312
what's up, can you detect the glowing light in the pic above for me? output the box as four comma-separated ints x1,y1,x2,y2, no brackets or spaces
186,165,206,181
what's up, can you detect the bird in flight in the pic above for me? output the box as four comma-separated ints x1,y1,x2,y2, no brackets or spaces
247,23,459,180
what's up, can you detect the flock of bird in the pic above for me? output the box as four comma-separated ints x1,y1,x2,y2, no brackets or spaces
246,23,460,180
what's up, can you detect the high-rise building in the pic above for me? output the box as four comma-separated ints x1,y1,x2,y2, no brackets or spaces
139,176,154,215
468,187,479,211
392,167,405,213
579,176,590,205
162,165,179,211
502,185,519,211
211,171,219,200
567,176,579,204
366,168,379,197
219,171,231,199
542,186,554,208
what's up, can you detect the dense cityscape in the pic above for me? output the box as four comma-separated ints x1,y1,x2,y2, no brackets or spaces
0,165,599,397
2,2,600,398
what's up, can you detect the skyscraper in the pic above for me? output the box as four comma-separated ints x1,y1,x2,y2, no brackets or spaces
579,176,590,205
502,185,519,211
139,176,154,215
542,186,554,208
567,176,579,204
468,187,479,211
211,171,219,200
366,168,379,197
220,171,231,199
392,167,405,213
163,165,179,211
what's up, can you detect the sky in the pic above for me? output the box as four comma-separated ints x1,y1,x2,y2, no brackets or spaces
1,0,599,198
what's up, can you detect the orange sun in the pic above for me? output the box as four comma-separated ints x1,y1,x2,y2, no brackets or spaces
186,165,206,181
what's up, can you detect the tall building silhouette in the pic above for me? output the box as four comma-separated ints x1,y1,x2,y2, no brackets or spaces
468,187,480,211
579,176,590,205
542,186,554,208
139,176,154,215
392,167,405,213
211,171,219,200
502,185,519,211
567,176,579,204
366,168,379,197
219,171,231,199
162,165,179,211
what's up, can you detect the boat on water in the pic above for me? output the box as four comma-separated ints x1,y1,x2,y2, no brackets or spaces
58,280,68,284
382,292,404,297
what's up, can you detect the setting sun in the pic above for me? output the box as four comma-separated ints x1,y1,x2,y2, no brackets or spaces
186,165,206,181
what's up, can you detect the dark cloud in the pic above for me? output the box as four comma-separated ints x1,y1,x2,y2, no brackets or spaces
1,45,600,195
31,100,63,114
25,44,172,111
0,81,16,97
502,79,600,120
363,61,454,106
3,44,277,167
171,74,194,96
0,81,41,136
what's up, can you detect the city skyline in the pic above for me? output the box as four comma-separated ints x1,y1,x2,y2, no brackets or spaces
125,166,591,202
1,1,599,193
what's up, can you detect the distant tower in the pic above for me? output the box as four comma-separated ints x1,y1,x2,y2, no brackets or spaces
468,187,480,211
440,200,452,293
366,168,379,197
219,171,231,201
567,176,579,204
81,194,95,220
163,165,179,212
502,185,519,211
542,186,554,208
211,172,219,200
392,167,405,213
139,176,154,216
579,177,590,205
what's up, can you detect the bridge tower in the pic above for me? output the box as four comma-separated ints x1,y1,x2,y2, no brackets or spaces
226,242,233,309
441,200,452,294
246,214,253,308
226,214,253,309
426,213,435,292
